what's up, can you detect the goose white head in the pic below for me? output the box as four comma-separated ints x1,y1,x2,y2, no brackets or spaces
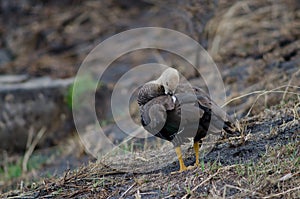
156,68,180,95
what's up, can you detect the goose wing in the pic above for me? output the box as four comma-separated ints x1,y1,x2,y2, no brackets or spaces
140,95,175,137
176,84,235,133
137,83,165,106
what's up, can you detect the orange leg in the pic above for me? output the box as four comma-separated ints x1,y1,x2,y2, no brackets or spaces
193,141,200,167
173,146,187,173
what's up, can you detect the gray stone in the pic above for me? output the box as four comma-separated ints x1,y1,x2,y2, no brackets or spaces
0,76,74,152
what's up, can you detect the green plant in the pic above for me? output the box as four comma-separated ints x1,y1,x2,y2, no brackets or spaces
201,159,205,172
66,74,101,109
209,159,222,173
7,164,22,179
0,161,22,180
0,154,47,181
184,185,192,195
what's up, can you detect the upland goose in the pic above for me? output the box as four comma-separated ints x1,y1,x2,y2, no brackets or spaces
137,68,235,172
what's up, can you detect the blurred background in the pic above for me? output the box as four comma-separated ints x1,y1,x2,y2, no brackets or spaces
0,0,299,192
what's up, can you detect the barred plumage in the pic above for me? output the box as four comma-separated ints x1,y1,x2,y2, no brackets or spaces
137,83,165,106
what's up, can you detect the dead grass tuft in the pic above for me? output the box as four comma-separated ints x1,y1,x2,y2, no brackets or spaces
1,101,299,198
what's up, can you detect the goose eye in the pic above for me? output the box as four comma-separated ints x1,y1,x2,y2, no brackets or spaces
166,82,169,86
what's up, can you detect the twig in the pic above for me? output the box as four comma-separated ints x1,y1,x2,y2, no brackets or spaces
222,90,263,107
262,186,300,199
181,171,219,199
22,127,46,173
25,127,34,149
120,183,136,199
181,165,238,199
223,184,262,198
135,189,141,199
222,85,300,108
292,102,300,120
140,191,160,195
163,194,176,199
246,90,300,117
282,68,300,101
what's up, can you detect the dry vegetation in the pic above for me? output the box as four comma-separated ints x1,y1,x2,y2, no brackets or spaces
2,101,299,198
0,0,300,198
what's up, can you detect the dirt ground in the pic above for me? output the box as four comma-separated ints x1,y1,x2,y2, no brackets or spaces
2,102,299,198
0,0,299,198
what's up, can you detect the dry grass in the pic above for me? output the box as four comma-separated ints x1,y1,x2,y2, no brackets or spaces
1,100,299,198
223,84,300,117
2,141,298,198
22,127,46,173
207,0,299,59
206,0,300,118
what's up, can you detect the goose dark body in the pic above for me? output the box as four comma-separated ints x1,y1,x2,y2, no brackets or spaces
139,84,234,146
137,69,236,172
